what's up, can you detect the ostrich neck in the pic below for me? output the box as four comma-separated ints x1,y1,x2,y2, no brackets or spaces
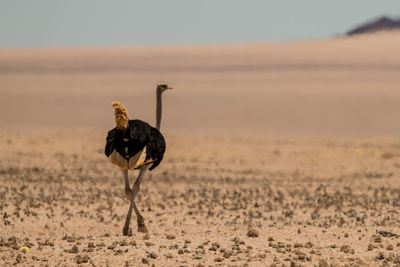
156,90,162,130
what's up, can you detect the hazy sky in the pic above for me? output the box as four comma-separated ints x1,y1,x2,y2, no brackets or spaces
1,0,399,48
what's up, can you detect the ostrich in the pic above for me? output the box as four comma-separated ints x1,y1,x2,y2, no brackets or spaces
105,83,172,235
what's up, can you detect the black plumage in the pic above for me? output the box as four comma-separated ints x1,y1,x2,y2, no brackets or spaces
105,119,166,171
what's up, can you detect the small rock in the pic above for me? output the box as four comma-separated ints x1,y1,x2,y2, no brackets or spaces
114,249,123,255
65,245,79,254
148,252,158,259
373,236,382,243
367,244,374,251
166,234,175,240
304,242,313,248
277,242,285,248
165,253,173,258
223,251,231,258
247,229,259,238
120,240,128,246
215,257,224,262
375,252,385,260
76,254,89,264
340,245,351,254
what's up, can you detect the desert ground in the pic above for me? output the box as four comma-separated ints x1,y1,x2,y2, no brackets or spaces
1,32,400,266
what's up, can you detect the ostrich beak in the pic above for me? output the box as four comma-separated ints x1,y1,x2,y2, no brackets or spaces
167,86,173,90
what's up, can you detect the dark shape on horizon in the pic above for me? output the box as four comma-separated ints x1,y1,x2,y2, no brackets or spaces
347,16,400,36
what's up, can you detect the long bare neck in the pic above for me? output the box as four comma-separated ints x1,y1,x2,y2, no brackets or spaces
156,89,162,130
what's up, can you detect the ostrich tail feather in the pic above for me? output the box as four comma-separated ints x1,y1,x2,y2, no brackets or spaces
112,102,129,130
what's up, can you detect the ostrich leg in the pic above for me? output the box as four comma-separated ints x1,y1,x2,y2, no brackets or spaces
132,165,149,233
122,169,132,200
122,165,149,235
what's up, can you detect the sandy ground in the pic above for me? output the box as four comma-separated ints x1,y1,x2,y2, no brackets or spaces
1,32,400,266
2,131,400,266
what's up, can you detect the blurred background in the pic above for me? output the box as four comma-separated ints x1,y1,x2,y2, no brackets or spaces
1,0,400,136
3,3,400,266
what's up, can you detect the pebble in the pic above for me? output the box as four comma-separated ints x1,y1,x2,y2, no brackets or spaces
247,229,259,238
76,254,90,264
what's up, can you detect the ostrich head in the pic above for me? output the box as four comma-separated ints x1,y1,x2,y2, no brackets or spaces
157,83,173,93
112,101,129,130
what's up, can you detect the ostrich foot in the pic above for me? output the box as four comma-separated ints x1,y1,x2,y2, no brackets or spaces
122,226,130,236
138,222,148,233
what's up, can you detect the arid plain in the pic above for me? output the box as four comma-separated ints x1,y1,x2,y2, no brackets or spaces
1,32,400,266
